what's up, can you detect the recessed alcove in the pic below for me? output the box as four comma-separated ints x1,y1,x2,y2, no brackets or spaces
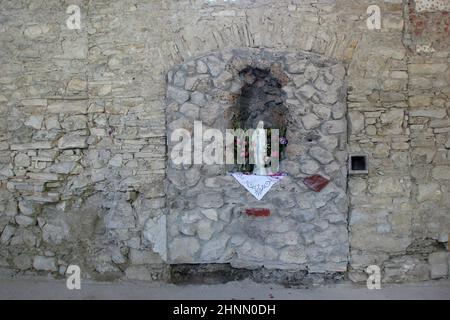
232,67,288,130
227,67,288,173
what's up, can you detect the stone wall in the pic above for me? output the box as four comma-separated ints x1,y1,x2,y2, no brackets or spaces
348,0,450,282
0,0,448,283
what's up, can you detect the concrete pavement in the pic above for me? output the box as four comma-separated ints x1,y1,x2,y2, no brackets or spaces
0,276,449,300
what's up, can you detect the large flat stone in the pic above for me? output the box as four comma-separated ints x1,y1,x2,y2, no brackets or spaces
33,256,57,272
57,135,87,149
48,100,88,114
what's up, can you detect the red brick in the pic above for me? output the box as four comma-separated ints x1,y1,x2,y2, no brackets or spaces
245,208,271,217
303,175,330,192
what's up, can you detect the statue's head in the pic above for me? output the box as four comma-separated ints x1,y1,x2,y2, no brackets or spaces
257,120,264,129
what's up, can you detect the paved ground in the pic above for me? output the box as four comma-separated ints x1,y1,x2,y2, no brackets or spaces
0,276,449,300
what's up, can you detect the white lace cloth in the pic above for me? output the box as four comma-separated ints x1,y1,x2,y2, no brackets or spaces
230,173,285,201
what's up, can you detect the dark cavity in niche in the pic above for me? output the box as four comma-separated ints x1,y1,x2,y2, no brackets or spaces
228,67,289,173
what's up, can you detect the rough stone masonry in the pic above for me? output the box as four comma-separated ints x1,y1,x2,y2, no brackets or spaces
0,0,449,284
166,48,349,273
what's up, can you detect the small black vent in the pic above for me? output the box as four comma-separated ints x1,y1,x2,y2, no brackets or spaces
349,154,368,174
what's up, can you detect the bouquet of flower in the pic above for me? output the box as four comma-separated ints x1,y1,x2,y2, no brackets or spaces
234,128,288,174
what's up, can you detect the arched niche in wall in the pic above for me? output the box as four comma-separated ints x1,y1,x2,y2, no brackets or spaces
227,66,289,173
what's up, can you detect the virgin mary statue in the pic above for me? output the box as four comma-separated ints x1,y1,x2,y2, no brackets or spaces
252,121,268,176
